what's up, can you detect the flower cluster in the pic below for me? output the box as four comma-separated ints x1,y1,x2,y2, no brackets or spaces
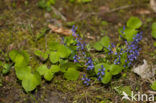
72,25,86,63
114,31,142,67
97,65,105,81
73,55,80,63
72,25,94,71
126,32,142,67
114,49,123,65
107,43,115,55
85,57,94,70
82,74,90,86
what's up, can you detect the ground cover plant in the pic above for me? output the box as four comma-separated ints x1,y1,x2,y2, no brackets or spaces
2,16,143,93
0,0,156,102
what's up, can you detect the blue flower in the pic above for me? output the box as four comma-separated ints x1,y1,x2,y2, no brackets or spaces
82,74,90,86
97,65,105,81
86,57,94,70
73,55,80,63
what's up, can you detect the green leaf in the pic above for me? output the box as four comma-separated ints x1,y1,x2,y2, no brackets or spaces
99,36,110,48
15,66,31,80
101,71,112,84
50,65,60,73
20,50,30,65
49,51,60,63
108,64,123,75
9,50,19,62
36,64,48,76
9,50,29,66
14,53,26,66
152,22,156,38
124,28,138,41
22,72,41,92
48,41,60,51
58,45,71,58
64,36,76,46
94,63,109,74
2,63,12,75
127,17,142,29
64,68,80,80
93,42,103,51
152,31,156,39
151,81,156,90
34,50,48,61
44,69,54,81
0,61,2,66
152,22,156,31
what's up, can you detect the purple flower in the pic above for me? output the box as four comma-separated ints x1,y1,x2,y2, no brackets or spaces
97,65,105,81
82,74,90,86
86,57,94,70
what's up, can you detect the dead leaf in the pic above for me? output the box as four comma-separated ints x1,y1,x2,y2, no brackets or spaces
48,24,72,36
132,60,156,79
150,0,156,13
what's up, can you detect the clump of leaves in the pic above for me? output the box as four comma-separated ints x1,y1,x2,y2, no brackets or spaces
93,36,110,51
37,65,60,81
9,50,41,92
34,38,81,81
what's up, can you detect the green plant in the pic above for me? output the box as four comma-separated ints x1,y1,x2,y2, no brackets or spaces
36,64,60,81
151,22,156,39
38,0,55,11
81,16,143,85
2,63,12,75
151,81,156,90
94,63,123,84
93,36,110,51
118,16,142,42
9,50,41,92
7,17,143,92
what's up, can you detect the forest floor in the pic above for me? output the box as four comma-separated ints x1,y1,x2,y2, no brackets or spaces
0,0,156,103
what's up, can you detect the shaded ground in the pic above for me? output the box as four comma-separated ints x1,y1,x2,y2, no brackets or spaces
0,0,156,103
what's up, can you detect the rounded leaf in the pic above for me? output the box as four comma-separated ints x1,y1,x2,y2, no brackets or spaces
44,69,54,81
50,65,60,73
151,81,156,90
64,68,79,81
127,17,142,29
109,64,123,75
36,64,48,76
101,71,112,84
99,36,110,48
15,66,31,80
49,52,60,63
93,42,103,51
22,72,41,92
